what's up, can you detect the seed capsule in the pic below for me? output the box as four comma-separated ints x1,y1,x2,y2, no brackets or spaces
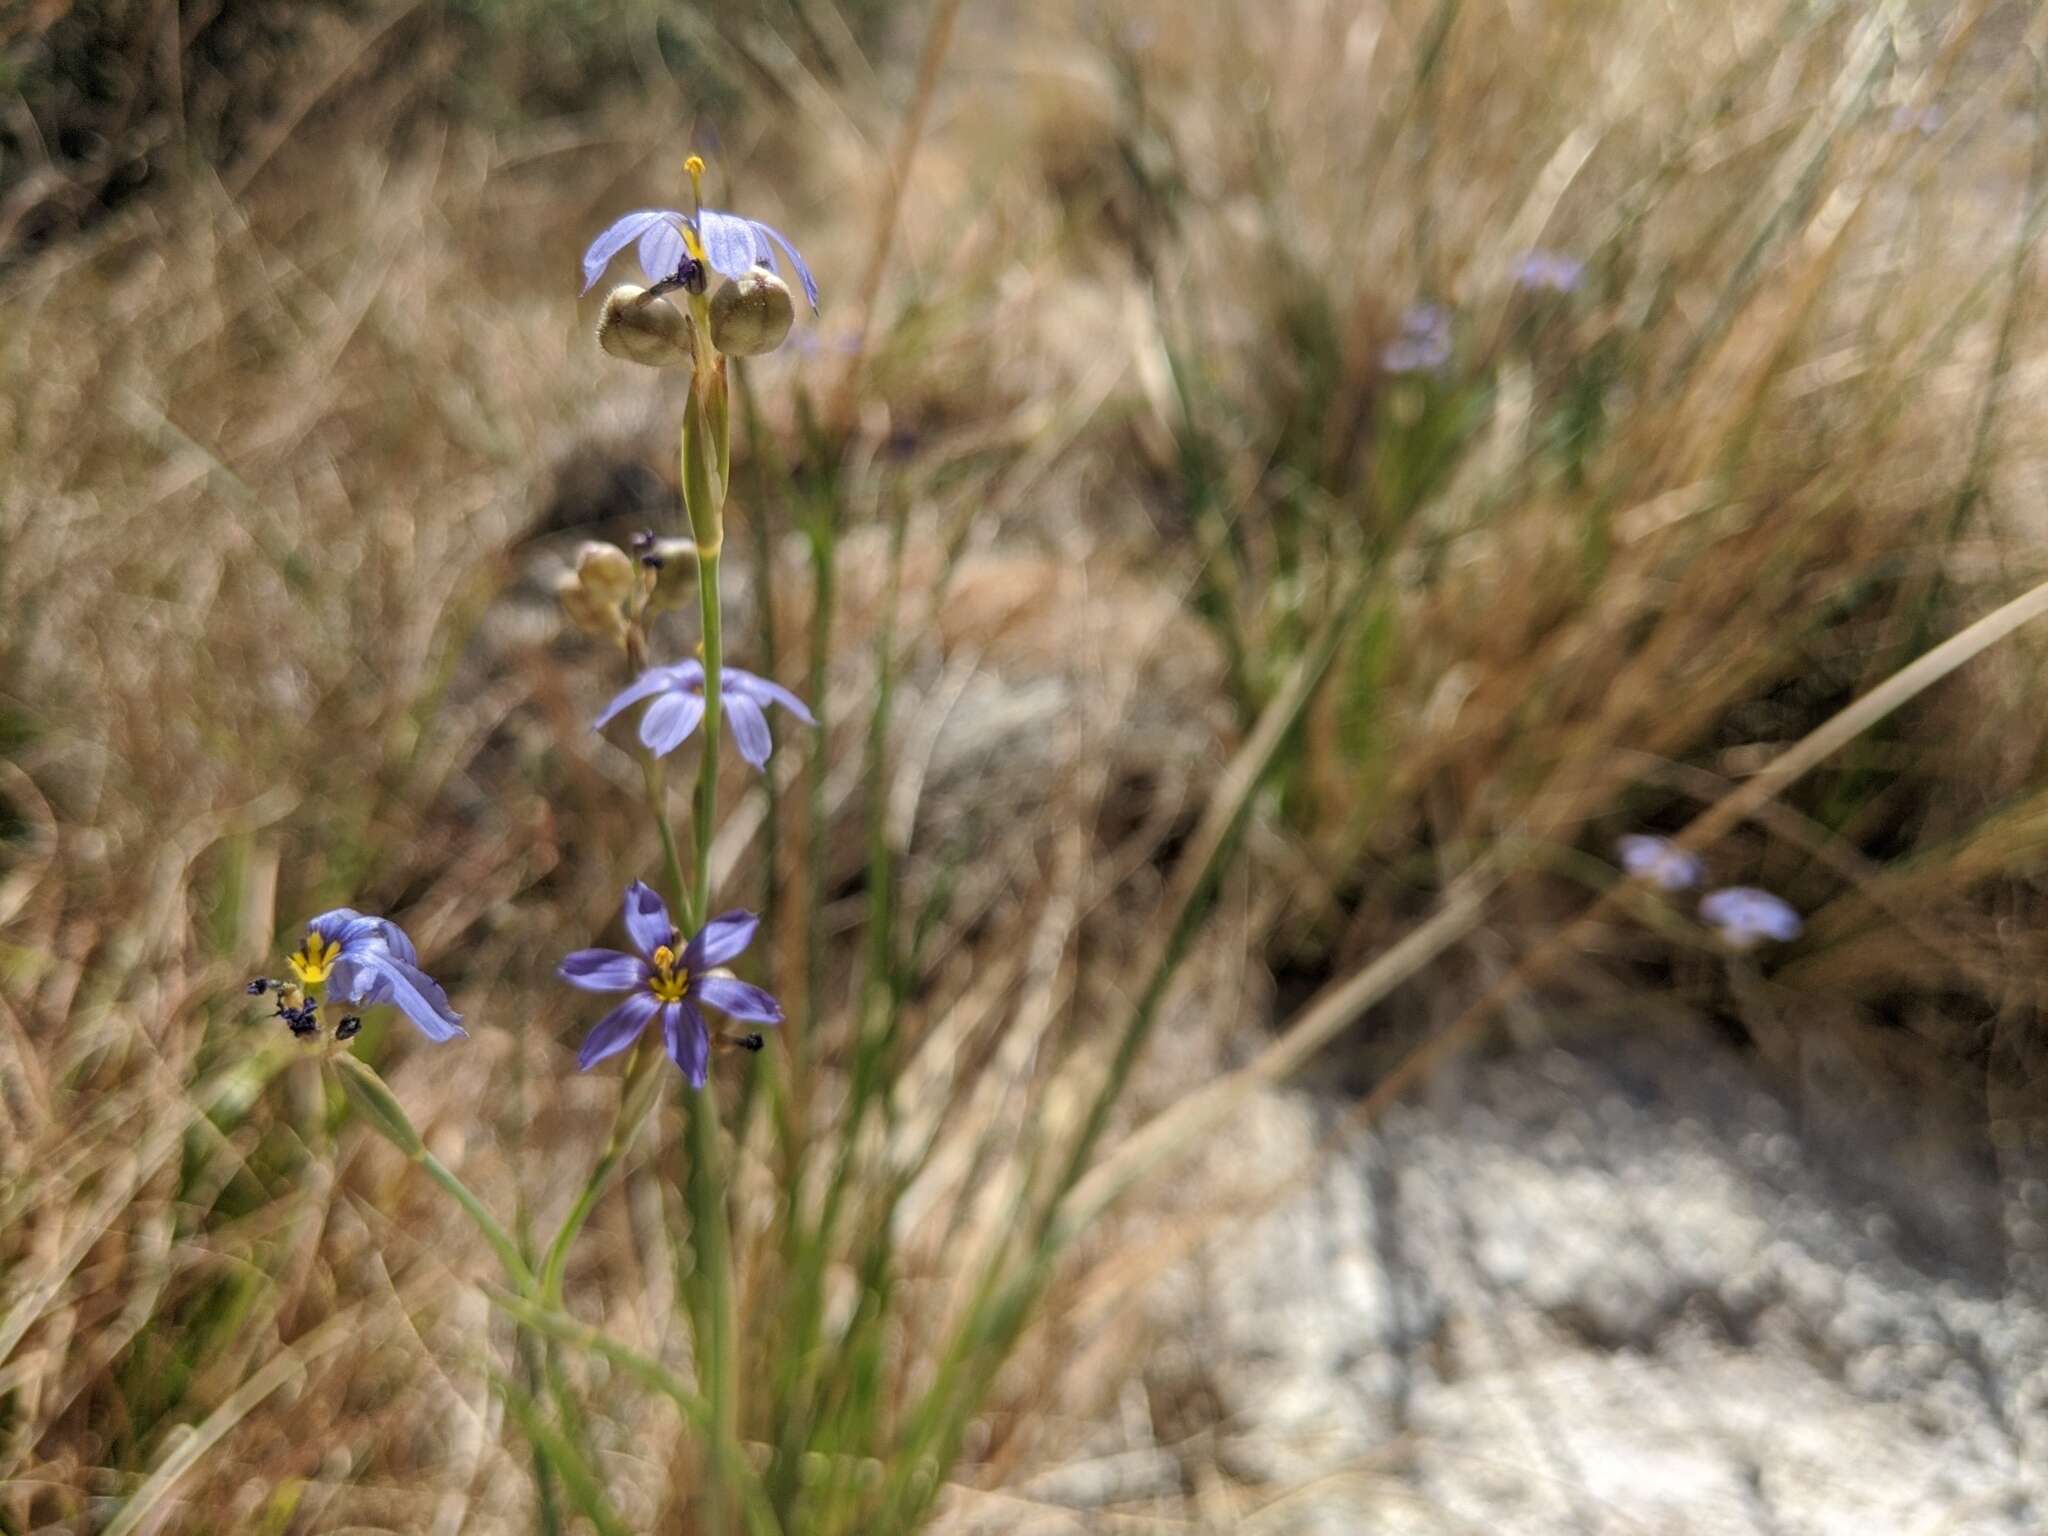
708,266,795,357
598,284,695,367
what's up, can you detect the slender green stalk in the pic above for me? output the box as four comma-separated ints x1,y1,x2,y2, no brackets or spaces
694,549,725,923
539,1040,666,1303
686,1078,738,1534
331,1053,536,1291
643,755,697,934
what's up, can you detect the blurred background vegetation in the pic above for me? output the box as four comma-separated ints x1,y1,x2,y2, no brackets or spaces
4,0,2047,1531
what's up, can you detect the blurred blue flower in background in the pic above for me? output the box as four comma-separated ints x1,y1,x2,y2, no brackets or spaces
1617,833,1705,892
1700,887,1803,949
1514,249,1585,294
581,206,820,311
558,882,782,1085
596,659,815,768
1382,301,1452,374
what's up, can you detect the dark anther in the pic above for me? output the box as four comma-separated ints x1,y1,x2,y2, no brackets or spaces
246,978,273,995
675,255,707,295
274,995,321,1037
336,1015,363,1041
641,551,665,570
738,1033,765,1052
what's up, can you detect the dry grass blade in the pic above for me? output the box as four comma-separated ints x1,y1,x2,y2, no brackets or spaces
100,1306,364,1536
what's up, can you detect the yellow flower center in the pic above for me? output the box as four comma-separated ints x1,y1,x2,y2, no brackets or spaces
288,933,341,986
648,943,690,1004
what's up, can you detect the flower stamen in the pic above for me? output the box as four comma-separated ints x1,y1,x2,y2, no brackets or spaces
288,933,341,986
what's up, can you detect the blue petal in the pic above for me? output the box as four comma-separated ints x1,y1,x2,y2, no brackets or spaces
751,219,820,312
308,908,381,950
371,917,422,966
683,909,758,970
729,670,814,725
583,210,672,294
621,881,676,959
641,691,707,757
594,666,678,732
663,1001,711,1087
637,213,693,285
697,209,759,281
578,991,661,1069
558,947,648,993
694,974,783,1026
724,692,772,768
344,952,466,1042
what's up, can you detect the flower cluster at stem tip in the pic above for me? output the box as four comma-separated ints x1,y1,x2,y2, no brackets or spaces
252,157,814,1088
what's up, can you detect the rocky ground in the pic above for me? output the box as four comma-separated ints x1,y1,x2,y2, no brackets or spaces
949,1030,2047,1534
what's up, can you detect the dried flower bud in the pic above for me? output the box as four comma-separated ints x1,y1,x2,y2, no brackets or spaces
642,537,702,614
575,541,638,611
708,265,795,356
557,569,624,642
598,284,695,367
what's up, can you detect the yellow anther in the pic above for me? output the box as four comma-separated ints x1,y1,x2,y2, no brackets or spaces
685,154,706,218
288,933,341,986
651,944,677,973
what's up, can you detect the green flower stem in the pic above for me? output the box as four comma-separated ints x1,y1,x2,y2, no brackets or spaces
539,1038,668,1304
694,547,724,924
643,754,698,935
686,1076,738,1535
332,1052,534,1292
677,319,739,1535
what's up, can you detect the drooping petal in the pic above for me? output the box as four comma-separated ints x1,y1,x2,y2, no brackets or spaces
729,670,814,725
307,908,380,949
370,917,421,966
343,952,467,1042
637,212,692,286
752,219,820,312
641,690,707,757
697,208,759,281
578,991,662,1069
694,974,783,1026
594,666,680,732
724,692,773,768
683,909,759,970
663,1000,711,1088
557,947,649,993
582,210,670,294
621,880,676,959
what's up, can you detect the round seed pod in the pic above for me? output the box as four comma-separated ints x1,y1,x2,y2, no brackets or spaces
598,285,695,367
708,266,795,356
557,569,624,642
641,537,702,614
575,541,638,611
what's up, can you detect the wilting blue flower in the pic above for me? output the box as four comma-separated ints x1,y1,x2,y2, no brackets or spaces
595,659,815,769
1617,834,1705,893
1382,302,1452,374
581,207,820,312
1699,887,1803,950
1514,249,1585,294
558,881,782,1086
280,909,466,1042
